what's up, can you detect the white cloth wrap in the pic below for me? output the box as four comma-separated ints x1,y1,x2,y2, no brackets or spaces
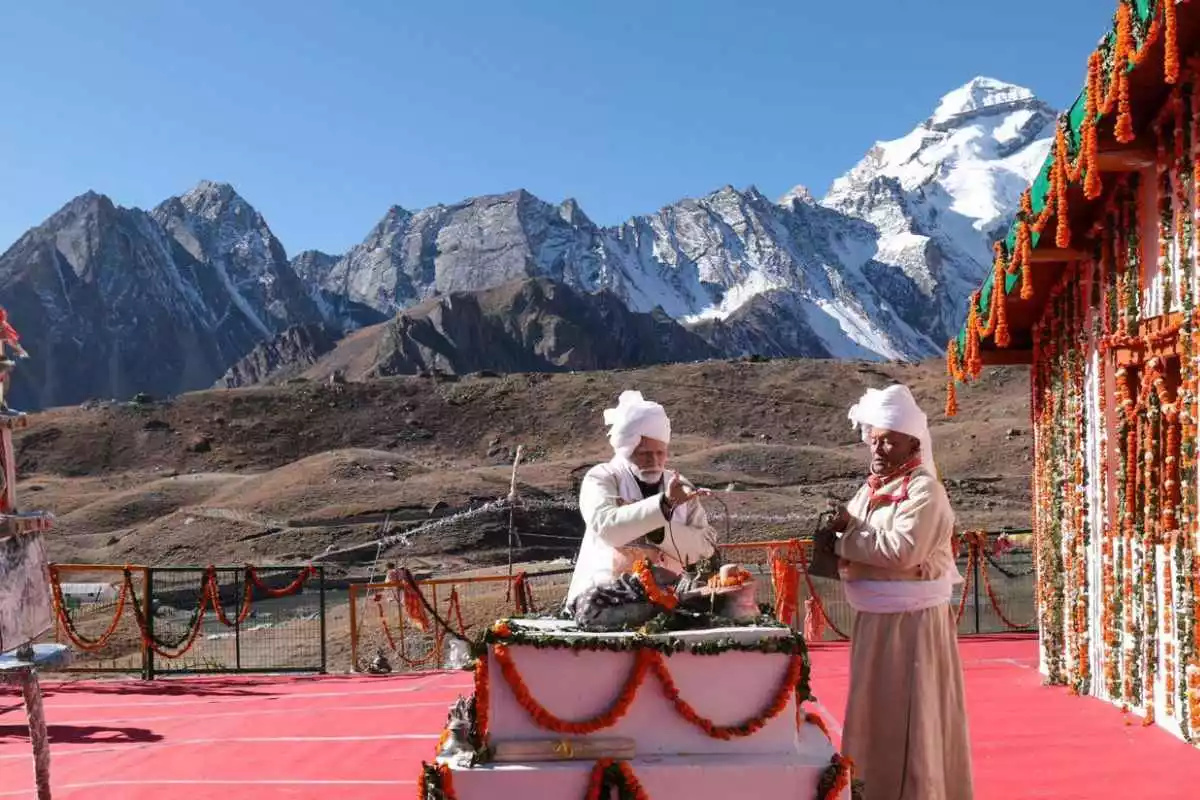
843,574,957,614
603,390,671,458
847,384,936,474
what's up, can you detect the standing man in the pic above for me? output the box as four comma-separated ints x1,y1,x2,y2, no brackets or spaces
814,384,973,800
564,390,715,609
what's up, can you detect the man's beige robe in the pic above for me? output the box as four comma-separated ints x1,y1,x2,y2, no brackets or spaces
833,466,974,800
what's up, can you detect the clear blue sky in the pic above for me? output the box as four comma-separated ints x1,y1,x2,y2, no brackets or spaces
0,0,1107,258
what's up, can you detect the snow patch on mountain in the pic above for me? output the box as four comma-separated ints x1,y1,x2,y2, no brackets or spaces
827,75,1055,273
307,76,1054,362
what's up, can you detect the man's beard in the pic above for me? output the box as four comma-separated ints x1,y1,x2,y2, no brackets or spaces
629,464,663,484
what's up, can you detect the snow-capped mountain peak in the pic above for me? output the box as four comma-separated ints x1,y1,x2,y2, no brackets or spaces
312,78,1055,363
0,76,1060,409
823,77,1055,333
930,76,1039,126
778,185,817,208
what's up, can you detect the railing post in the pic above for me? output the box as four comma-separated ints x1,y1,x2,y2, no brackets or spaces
349,583,359,672
431,582,442,667
234,568,242,672
973,541,982,635
143,567,155,681
318,566,327,674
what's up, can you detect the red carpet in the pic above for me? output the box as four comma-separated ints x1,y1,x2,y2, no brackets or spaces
0,636,1197,798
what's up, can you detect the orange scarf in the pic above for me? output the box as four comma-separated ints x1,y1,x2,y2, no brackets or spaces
865,455,923,509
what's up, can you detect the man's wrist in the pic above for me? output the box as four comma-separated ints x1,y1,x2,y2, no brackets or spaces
660,495,676,519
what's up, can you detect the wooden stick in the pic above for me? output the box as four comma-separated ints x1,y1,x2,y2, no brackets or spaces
506,445,526,585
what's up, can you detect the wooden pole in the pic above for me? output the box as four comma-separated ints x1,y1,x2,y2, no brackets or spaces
506,445,525,588
348,583,359,672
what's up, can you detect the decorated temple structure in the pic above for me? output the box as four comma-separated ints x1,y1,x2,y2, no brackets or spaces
946,0,1200,742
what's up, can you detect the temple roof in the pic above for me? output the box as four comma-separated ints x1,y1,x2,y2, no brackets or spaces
950,0,1190,381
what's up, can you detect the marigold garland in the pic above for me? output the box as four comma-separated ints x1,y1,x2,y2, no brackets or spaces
246,564,316,598
946,0,1183,409
48,565,131,652
586,759,650,800
804,710,832,742
795,545,851,640
424,744,856,799
650,650,804,739
492,643,650,735
1005,87,1200,739
489,641,803,740
418,761,455,800
474,653,491,743
633,559,679,611
372,594,443,668
817,753,856,800
49,564,316,662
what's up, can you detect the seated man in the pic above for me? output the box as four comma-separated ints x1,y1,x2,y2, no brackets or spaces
564,390,715,612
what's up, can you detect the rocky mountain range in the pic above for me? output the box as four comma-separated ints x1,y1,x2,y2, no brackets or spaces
222,278,720,387
0,76,1055,410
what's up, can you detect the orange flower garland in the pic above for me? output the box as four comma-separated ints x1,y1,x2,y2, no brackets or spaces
1016,105,1200,730
49,565,131,652
946,0,1183,410
417,762,454,800
976,548,1037,631
805,710,832,742
633,559,679,611
821,753,855,800
585,759,650,800
489,641,803,741
424,752,853,800
404,584,431,632
650,651,804,740
53,562,316,659
1164,0,1180,85
492,643,651,735
584,762,607,800
795,545,851,639
475,650,491,744
372,594,442,668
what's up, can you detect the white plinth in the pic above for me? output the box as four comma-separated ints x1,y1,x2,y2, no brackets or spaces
444,753,852,799
486,619,819,756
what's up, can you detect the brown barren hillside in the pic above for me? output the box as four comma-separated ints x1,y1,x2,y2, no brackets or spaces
13,357,1031,573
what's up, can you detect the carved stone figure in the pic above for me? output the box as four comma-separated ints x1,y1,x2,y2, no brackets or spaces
437,695,477,764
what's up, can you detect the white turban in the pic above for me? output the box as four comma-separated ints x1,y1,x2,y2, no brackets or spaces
847,384,936,473
603,390,671,458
